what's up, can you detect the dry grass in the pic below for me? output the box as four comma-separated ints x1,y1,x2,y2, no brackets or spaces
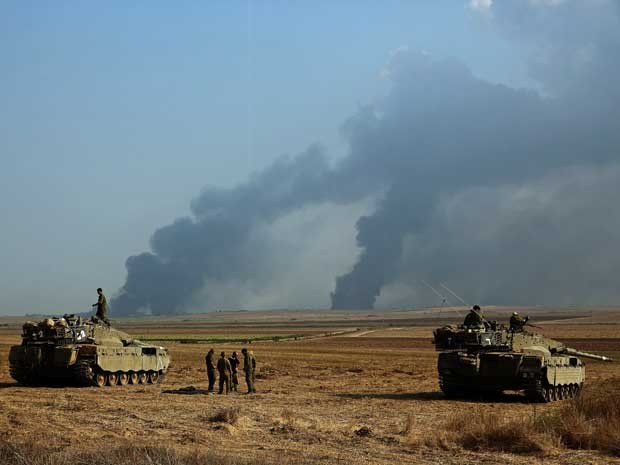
404,411,548,454
0,441,326,465
1,309,620,465
537,377,620,455
448,412,550,454
420,377,620,457
209,407,240,425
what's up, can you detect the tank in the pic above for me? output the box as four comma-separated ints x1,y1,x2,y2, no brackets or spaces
433,323,613,402
8,315,170,387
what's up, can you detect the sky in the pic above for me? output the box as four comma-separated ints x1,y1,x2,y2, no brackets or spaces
2,1,616,315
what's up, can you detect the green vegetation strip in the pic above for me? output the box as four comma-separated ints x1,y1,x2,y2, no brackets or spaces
136,334,305,344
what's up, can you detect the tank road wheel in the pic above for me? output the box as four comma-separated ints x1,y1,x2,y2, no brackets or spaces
107,372,118,386
129,372,139,385
557,385,564,400
94,371,107,387
562,385,570,400
118,372,129,386
137,371,148,384
148,371,160,384
542,385,552,403
550,385,559,401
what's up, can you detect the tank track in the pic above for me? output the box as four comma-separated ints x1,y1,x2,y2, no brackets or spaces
9,364,30,384
524,378,582,402
9,362,39,385
439,374,482,398
72,362,96,386
439,374,458,397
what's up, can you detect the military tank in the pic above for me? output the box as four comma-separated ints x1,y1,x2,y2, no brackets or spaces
8,315,170,387
433,323,613,402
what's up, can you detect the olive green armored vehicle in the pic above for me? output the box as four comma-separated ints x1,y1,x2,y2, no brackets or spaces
433,324,612,402
9,315,170,387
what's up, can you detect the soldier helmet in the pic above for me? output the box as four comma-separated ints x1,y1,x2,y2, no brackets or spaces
473,305,481,311
97,288,103,292
512,311,518,316
220,351,225,357
241,348,247,354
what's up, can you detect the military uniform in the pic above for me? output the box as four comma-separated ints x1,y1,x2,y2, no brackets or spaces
463,308,485,329
205,350,216,392
510,313,528,332
94,292,108,322
217,354,232,394
228,354,239,392
242,349,255,393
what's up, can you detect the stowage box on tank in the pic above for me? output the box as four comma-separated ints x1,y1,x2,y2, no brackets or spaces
432,324,612,402
9,315,170,387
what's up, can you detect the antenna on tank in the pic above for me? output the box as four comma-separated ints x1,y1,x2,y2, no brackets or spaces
421,281,461,319
440,283,469,306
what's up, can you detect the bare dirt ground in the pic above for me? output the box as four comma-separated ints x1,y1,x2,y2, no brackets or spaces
0,307,619,465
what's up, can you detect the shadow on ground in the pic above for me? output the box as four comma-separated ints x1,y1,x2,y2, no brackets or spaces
163,386,212,395
334,391,530,403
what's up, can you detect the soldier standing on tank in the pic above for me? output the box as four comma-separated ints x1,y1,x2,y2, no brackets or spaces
205,348,216,393
241,348,255,394
463,305,486,329
509,312,529,332
92,288,109,324
229,351,240,392
217,351,232,394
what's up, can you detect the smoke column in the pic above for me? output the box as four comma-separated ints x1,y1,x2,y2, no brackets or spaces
113,1,620,314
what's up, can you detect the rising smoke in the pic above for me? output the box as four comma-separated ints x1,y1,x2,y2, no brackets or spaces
112,0,620,314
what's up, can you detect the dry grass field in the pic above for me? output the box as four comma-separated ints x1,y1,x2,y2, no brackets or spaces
0,307,619,465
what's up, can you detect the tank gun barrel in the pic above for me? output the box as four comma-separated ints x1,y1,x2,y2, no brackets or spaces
563,347,613,362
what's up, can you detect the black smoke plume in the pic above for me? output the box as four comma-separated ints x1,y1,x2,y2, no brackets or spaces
113,1,620,313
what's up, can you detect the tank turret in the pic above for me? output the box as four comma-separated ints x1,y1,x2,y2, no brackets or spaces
433,324,613,402
8,315,170,387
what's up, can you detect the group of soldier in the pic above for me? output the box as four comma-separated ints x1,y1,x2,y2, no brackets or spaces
91,288,258,395
205,347,257,395
463,304,530,332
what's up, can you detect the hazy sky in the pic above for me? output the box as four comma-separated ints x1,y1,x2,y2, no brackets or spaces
0,2,588,315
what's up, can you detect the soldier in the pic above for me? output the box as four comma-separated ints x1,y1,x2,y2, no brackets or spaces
92,288,109,324
241,348,255,394
205,348,216,393
509,312,529,332
463,305,486,329
250,350,257,388
217,351,232,395
229,351,240,392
